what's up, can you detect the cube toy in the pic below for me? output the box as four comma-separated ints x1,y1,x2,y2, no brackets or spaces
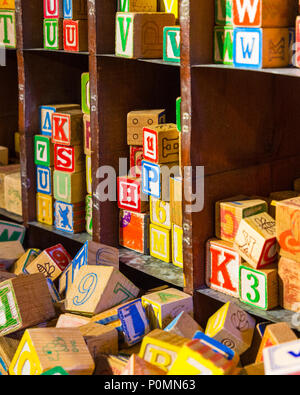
41,367,69,375
256,322,297,363
14,132,20,157
130,145,143,177
0,274,55,336
139,329,188,372
0,220,25,243
118,299,150,346
118,0,157,12
81,72,90,115
85,194,93,236
170,175,182,226
0,337,19,375
163,26,180,63
52,109,83,146
160,0,179,20
115,12,175,59
63,0,87,19
164,312,203,339
44,0,63,18
206,239,242,298
127,109,166,146
65,265,139,316
176,97,181,132
34,135,54,167
4,172,22,216
150,197,171,229
53,170,86,204
40,104,80,136
278,257,300,313
143,123,179,164
0,241,24,270
172,224,183,268
122,354,165,375
215,0,233,25
86,155,92,194
216,198,267,242
0,0,15,9
0,271,17,283
239,264,278,310
9,328,95,375
232,0,297,28
37,166,53,195
268,190,299,218
0,146,8,165
84,114,91,155
141,287,193,329
37,193,53,226
12,249,40,275
214,26,233,65
233,27,290,69
205,301,256,355
44,19,63,50
56,313,91,328
150,224,171,263
168,340,238,375
0,164,20,207
117,176,148,213
263,340,300,376
63,19,88,52
289,27,295,67
54,200,86,234
119,210,150,254
26,244,72,281
241,362,265,375
79,322,118,358
54,144,84,173
46,278,61,303
234,212,277,269
0,10,16,48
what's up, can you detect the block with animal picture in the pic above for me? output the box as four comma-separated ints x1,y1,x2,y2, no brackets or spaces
150,224,171,263
163,26,180,63
141,287,193,330
159,0,180,20
37,193,54,225
36,166,54,195
130,145,143,177
205,301,256,355
54,200,86,233
263,339,300,376
44,18,64,50
40,104,80,136
54,144,84,173
65,265,139,316
115,12,175,59
0,274,55,336
63,0,87,19
0,10,16,48
118,0,157,12
234,212,277,269
215,0,233,25
83,114,91,155
239,264,278,310
85,194,93,236
63,19,88,52
127,109,166,146
4,172,22,216
117,176,148,213
206,239,242,298
278,256,300,313
53,170,86,204
9,328,95,375
26,243,72,281
214,26,233,65
35,135,54,167
172,224,183,268
119,209,150,254
52,109,83,146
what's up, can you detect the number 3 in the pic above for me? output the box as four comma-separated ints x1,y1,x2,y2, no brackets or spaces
246,274,260,304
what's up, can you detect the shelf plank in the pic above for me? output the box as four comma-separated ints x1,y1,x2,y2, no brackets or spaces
98,54,180,67
22,48,89,56
0,208,23,223
119,248,184,288
197,287,300,331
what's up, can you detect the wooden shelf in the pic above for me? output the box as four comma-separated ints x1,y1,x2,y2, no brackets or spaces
99,54,180,67
22,49,89,56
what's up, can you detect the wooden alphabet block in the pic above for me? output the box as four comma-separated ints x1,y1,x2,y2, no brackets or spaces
0,10,16,48
263,339,300,375
206,239,242,298
36,166,53,195
65,265,139,315
12,249,40,275
40,104,80,136
37,193,53,226
0,241,24,270
239,264,278,310
41,366,69,375
268,190,299,218
0,336,19,375
117,176,148,213
118,299,150,346
234,212,277,269
26,244,72,281
232,0,297,28
159,0,179,20
241,362,265,375
205,301,256,355
63,19,88,52
119,209,150,254
44,0,63,18
52,109,83,146
170,175,182,226
85,194,93,236
9,328,95,375
127,109,166,146
122,354,165,375
163,26,180,63
164,311,203,339
139,329,188,372
86,155,92,194
83,114,91,155
216,198,267,242
278,256,300,313
54,200,86,233
79,322,118,358
216,0,233,25
35,135,54,167
0,164,20,207
44,18,63,50
46,278,61,303
115,12,176,59
233,27,290,69
176,97,181,132
0,271,17,283
150,197,171,229
81,72,90,115
214,26,233,65
4,172,22,216
63,0,87,19
130,145,143,177
141,287,193,329
53,170,85,204
150,224,171,263
0,220,25,243
256,322,297,363
172,224,183,268
0,146,8,165
118,0,157,12
56,313,91,328
54,144,84,173
0,0,15,9
0,274,55,336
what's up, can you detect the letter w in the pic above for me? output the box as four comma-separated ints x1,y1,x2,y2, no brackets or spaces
236,0,259,24
241,36,255,58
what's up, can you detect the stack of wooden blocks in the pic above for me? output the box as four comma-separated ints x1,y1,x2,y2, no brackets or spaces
43,0,88,52
214,0,297,69
115,0,181,63
0,0,16,49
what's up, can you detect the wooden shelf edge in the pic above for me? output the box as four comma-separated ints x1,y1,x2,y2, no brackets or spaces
98,54,181,67
0,208,23,224
22,48,89,56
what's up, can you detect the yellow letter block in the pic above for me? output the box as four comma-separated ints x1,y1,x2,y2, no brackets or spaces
150,224,171,263
160,0,179,20
172,224,183,268
37,193,53,225
150,197,171,229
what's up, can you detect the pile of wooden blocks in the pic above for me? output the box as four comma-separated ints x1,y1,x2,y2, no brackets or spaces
214,0,297,69
43,0,88,52
0,0,16,48
118,99,183,268
115,0,181,63
36,72,90,233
